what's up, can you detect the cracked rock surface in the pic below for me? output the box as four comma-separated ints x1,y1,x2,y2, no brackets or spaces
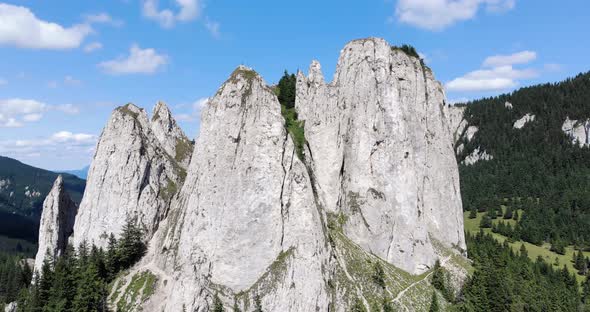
34,175,78,275
296,38,465,274
69,38,466,311
72,103,191,248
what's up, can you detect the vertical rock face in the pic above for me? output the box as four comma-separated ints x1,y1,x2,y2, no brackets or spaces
296,38,465,274
562,117,590,146
72,103,190,248
155,67,330,311
445,105,467,144
82,38,466,311
34,176,78,274
150,101,193,169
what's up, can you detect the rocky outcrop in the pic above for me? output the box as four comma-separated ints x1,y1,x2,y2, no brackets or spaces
465,125,478,142
462,147,493,165
143,66,330,311
513,114,535,129
445,105,468,144
562,117,590,146
34,176,78,274
92,38,467,312
505,101,513,109
150,101,193,169
296,38,465,274
72,103,189,248
4,302,17,312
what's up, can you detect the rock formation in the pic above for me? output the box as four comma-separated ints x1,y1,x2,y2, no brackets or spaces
296,38,464,274
462,147,494,165
71,102,191,248
150,101,193,169
445,105,468,144
513,113,535,129
562,117,590,146
70,38,466,311
34,175,78,275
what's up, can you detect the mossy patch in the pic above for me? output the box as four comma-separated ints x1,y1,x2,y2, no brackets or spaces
235,248,294,310
281,105,306,160
161,178,178,202
174,138,193,163
117,103,140,120
115,270,158,312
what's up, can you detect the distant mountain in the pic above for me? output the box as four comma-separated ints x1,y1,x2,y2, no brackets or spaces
0,156,86,243
61,165,90,180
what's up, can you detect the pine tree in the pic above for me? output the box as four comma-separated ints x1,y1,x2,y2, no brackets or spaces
105,233,119,281
428,292,439,312
117,218,146,270
213,293,224,312
72,263,106,312
253,295,263,312
431,260,446,294
372,262,386,289
38,257,55,307
468,207,477,219
382,297,395,312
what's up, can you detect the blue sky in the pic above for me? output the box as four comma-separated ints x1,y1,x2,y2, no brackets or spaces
0,0,588,170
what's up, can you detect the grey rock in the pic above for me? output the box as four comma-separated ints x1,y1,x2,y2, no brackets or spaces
72,103,189,248
296,38,465,274
150,101,193,169
513,114,535,129
4,302,17,312
562,117,590,146
34,175,78,275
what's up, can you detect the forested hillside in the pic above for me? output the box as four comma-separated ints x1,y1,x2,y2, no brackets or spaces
0,156,86,247
459,71,590,248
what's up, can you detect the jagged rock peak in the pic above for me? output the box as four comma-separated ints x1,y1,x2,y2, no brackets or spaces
150,101,193,168
296,36,465,274
34,175,78,275
72,102,187,248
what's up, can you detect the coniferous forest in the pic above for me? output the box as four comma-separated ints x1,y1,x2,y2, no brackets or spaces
0,220,145,312
3,71,590,311
459,71,590,247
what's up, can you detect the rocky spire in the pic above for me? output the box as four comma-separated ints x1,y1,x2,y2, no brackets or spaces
81,38,468,312
296,37,465,274
34,175,77,274
150,101,193,169
71,103,187,248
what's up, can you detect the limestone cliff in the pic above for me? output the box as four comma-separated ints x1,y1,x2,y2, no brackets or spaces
71,38,468,312
105,38,469,312
296,38,465,274
150,101,193,169
34,176,78,275
71,103,190,248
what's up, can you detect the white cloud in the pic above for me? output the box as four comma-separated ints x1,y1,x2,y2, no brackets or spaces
84,41,103,53
142,0,201,28
54,104,80,115
0,3,92,49
176,97,209,122
395,0,516,31
0,131,97,163
98,44,168,75
446,50,539,92
482,50,536,67
84,13,123,27
0,99,80,127
204,18,220,38
64,75,82,86
0,98,46,127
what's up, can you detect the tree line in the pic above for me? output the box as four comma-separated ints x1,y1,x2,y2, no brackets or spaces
1,219,146,312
